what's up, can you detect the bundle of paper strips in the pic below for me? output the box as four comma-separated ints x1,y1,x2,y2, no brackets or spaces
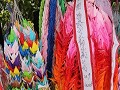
3,19,49,89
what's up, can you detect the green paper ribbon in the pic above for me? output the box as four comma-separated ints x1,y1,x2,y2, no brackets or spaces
59,0,66,15
39,0,45,38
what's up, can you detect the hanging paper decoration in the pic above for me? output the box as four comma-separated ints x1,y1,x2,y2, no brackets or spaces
74,0,93,89
55,1,62,33
95,0,113,20
112,1,120,89
58,0,66,15
3,19,49,89
52,15,68,90
86,0,113,89
47,0,57,80
39,0,45,38
1,0,120,89
52,2,83,90
41,0,50,62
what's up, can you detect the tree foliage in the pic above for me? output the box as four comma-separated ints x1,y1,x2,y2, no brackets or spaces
0,0,40,31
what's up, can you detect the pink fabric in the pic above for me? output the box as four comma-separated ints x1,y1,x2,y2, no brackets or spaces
41,0,50,62
64,3,74,34
87,0,113,89
95,0,113,20
64,3,83,89
55,1,62,32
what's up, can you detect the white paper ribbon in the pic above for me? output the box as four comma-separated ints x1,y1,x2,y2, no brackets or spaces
74,0,93,89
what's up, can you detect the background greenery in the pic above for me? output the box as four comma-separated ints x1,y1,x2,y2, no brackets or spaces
0,0,40,32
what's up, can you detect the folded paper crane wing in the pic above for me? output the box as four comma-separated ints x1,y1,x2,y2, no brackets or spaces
30,41,38,54
8,28,17,43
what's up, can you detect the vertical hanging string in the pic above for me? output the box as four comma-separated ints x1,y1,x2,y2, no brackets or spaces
39,0,45,38
13,0,23,25
47,0,57,81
